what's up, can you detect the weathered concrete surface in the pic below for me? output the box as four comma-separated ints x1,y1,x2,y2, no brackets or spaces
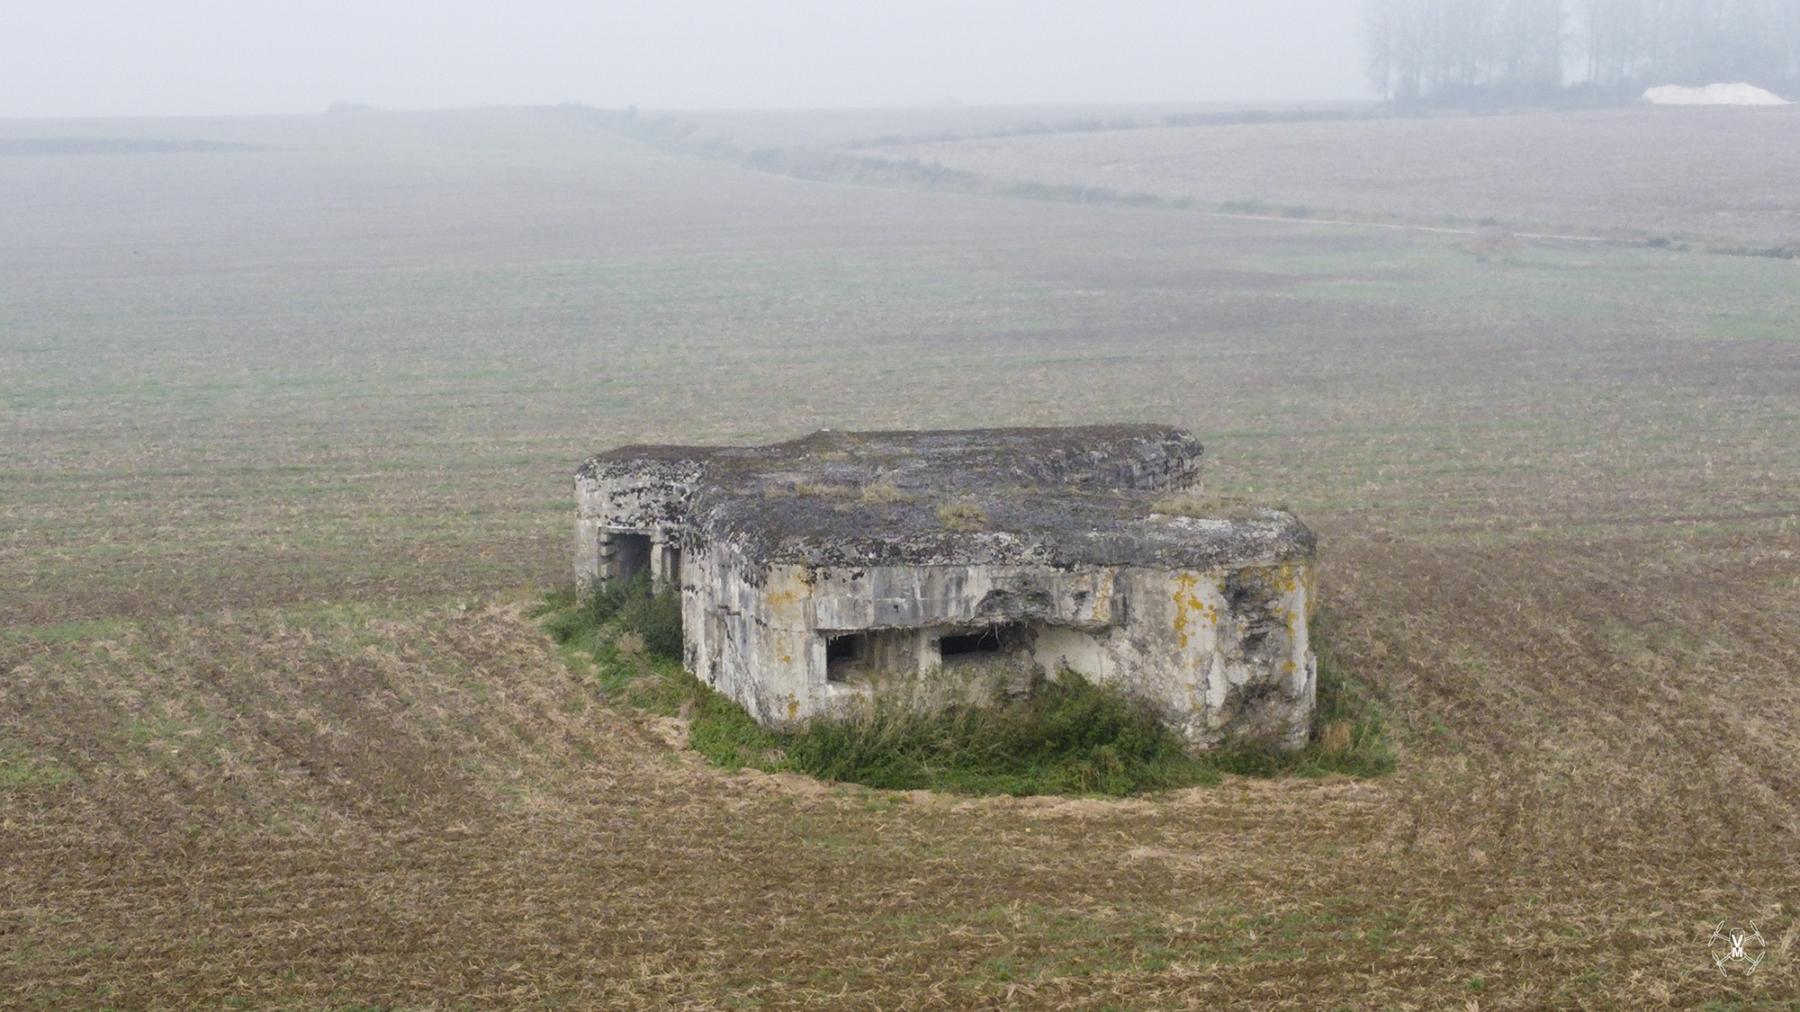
575,426,1317,751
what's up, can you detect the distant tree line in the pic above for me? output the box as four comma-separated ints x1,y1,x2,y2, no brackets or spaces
1363,0,1800,103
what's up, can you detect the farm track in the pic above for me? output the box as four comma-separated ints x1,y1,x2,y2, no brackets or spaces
1206,210,1613,243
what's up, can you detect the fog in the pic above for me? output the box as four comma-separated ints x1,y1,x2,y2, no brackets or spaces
3,0,1368,119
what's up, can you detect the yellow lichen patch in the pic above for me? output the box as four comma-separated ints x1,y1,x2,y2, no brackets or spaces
1088,575,1115,621
786,697,799,720
762,570,808,622
1256,562,1301,596
1171,573,1201,649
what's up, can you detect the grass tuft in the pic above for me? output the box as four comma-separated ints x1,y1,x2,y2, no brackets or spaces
0,749,73,792
1148,494,1266,520
936,500,989,532
858,480,906,504
779,672,1217,795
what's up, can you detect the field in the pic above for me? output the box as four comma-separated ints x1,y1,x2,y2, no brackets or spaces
2,105,1798,1008
871,106,1800,246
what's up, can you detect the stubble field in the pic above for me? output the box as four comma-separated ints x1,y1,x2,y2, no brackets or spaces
2,105,1798,1008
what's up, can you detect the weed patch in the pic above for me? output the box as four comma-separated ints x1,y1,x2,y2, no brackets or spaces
540,573,682,661
0,749,72,792
935,500,989,532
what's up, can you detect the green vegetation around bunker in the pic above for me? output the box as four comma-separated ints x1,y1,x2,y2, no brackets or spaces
539,581,1391,796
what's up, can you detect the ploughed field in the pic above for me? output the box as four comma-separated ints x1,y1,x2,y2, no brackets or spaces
2,106,1797,1007
868,106,1800,247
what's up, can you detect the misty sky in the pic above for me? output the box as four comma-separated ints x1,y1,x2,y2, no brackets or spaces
3,1,1368,119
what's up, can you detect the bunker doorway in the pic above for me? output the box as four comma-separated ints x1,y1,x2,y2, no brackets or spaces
612,532,652,585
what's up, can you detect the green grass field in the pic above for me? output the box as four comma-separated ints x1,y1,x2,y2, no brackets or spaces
2,105,1797,1007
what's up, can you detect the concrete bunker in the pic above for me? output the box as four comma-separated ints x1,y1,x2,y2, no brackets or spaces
575,425,1318,752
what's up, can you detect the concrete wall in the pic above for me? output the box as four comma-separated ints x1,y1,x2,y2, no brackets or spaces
680,545,1316,751
574,464,699,593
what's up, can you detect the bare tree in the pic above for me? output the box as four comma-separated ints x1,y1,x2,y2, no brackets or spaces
1387,0,1432,101
1367,0,1794,101
1504,0,1566,94
1364,0,1401,99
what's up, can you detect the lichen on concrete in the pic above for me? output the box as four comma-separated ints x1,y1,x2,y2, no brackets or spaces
575,425,1318,751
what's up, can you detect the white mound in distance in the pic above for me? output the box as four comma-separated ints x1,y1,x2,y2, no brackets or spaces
1643,83,1790,106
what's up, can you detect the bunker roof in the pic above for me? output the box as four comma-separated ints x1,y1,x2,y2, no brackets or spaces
577,425,1313,571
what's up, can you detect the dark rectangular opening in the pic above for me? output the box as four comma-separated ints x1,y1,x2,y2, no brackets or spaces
938,625,1008,660
825,633,869,683
613,532,652,584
